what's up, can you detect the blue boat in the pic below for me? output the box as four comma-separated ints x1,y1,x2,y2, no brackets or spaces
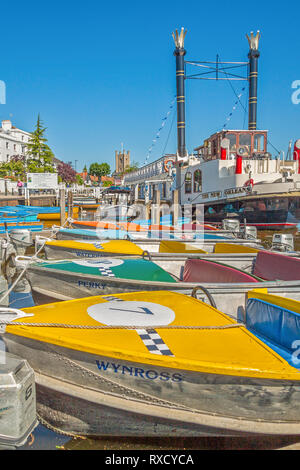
0,222,44,233
0,208,38,222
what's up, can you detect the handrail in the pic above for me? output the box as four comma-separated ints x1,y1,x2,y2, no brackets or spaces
191,285,217,308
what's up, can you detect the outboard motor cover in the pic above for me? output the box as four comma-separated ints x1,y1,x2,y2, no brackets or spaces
222,218,240,233
244,226,257,240
272,233,294,252
0,349,38,448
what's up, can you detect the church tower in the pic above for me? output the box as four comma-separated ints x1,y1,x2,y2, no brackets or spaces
115,149,130,174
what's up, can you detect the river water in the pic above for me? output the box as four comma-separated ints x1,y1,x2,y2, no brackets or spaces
2,218,300,450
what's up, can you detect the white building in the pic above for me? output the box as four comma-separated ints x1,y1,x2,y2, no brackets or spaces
0,120,31,163
123,155,176,204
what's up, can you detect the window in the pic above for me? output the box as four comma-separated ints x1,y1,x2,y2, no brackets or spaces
226,133,237,157
13,144,16,151
211,139,217,158
194,169,202,192
5,142,9,149
239,134,251,146
254,134,265,153
184,171,192,193
238,134,251,156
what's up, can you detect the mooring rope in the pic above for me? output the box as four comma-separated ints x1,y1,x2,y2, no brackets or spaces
0,321,244,330
0,217,71,305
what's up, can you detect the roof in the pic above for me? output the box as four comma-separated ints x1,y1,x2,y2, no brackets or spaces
103,185,131,193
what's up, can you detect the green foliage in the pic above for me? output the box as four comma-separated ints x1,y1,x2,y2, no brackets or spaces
0,116,57,182
89,162,110,178
123,160,139,174
102,180,113,187
26,114,55,172
0,157,27,180
76,174,84,185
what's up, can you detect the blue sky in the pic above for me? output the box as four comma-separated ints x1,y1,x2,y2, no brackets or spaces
1,0,300,172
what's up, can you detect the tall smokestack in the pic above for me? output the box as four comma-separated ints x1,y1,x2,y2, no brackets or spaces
172,28,187,158
246,31,261,130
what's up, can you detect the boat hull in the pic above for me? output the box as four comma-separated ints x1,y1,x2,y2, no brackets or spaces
202,198,299,230
37,209,79,221
4,334,300,437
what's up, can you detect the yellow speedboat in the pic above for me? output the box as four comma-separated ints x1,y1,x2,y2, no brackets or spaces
37,206,79,221
2,290,300,437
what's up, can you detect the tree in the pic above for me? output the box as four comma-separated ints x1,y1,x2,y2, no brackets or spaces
26,114,55,172
124,160,139,174
57,161,77,184
0,155,26,180
76,174,84,185
102,180,113,187
89,162,110,178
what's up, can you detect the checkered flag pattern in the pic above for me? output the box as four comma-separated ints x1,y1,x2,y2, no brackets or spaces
102,295,124,301
135,329,174,356
98,267,115,277
93,242,104,249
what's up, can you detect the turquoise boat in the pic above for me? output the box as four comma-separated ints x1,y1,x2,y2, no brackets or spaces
26,257,177,304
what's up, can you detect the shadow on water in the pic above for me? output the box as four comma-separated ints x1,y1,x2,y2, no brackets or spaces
20,433,300,451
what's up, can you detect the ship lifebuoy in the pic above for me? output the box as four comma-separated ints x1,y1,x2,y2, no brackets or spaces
164,159,175,172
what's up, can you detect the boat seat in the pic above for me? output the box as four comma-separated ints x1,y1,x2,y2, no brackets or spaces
213,243,260,254
182,259,259,283
159,240,207,254
253,250,300,281
246,294,300,369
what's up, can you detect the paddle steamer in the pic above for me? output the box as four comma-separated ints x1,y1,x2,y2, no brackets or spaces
124,30,300,230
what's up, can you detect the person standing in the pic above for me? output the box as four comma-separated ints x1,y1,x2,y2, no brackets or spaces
17,179,23,196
